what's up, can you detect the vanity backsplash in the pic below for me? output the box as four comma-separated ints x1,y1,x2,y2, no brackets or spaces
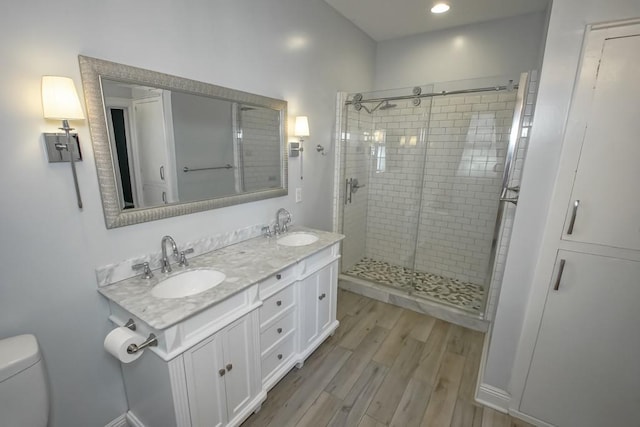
96,223,266,287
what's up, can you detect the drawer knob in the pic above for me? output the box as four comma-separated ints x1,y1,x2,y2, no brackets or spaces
277,328,283,334
226,363,233,372
276,274,282,280
277,354,283,360
276,300,282,306
219,369,226,377
319,293,326,300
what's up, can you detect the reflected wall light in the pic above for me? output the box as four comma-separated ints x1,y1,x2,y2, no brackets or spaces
291,115,310,179
42,76,85,209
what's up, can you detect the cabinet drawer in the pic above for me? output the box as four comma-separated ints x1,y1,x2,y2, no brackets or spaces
260,310,295,354
258,264,298,299
261,334,295,382
260,285,295,326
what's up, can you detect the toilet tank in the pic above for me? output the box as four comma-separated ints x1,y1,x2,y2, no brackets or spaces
0,334,49,427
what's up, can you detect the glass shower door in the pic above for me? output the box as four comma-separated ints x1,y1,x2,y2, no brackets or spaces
340,90,433,290
411,86,519,313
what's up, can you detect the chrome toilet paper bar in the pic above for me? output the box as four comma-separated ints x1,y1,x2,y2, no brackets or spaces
123,318,158,354
126,334,157,354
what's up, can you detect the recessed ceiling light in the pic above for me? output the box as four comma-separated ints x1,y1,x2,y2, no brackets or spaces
431,3,450,14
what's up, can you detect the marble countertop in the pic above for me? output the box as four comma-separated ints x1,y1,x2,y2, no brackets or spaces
99,227,344,330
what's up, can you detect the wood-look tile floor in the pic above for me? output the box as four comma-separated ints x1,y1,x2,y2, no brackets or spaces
242,289,533,427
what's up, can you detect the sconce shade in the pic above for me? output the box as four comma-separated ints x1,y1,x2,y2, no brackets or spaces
294,116,310,137
42,76,85,120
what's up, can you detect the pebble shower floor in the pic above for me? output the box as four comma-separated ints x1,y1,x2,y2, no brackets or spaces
345,257,484,314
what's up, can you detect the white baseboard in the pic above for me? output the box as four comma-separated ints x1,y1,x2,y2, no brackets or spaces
476,383,510,412
508,409,553,427
104,414,128,427
126,411,146,427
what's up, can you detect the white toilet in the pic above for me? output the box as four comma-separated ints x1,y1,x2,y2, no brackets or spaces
0,334,49,427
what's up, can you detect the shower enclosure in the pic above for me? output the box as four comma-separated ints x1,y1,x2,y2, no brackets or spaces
334,73,534,322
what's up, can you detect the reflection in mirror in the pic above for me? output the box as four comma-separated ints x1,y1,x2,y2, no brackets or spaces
78,56,288,228
102,80,282,209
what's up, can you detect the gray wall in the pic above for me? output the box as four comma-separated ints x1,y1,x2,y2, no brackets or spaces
374,12,547,90
172,93,236,201
0,1,374,426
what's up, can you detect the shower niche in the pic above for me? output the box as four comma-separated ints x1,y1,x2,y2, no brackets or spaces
334,73,536,327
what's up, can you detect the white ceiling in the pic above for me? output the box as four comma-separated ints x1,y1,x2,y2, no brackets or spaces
324,0,549,41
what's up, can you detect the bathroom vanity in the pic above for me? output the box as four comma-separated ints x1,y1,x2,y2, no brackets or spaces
99,227,343,427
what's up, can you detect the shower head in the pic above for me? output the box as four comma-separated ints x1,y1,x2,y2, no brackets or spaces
351,99,396,114
379,101,397,110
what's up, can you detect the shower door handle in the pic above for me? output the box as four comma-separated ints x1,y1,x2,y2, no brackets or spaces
345,179,351,204
499,186,518,205
500,196,518,205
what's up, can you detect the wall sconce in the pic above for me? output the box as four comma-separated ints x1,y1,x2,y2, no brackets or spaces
291,116,309,179
42,76,85,209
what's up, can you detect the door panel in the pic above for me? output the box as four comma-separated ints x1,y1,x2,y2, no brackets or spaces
563,34,640,250
132,97,170,207
183,335,226,427
317,263,334,334
520,251,640,427
222,315,254,421
299,273,320,349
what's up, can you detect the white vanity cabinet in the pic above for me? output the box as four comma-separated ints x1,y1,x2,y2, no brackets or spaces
183,312,261,427
109,237,342,427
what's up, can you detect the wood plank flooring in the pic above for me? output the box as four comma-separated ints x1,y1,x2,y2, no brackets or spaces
242,289,533,427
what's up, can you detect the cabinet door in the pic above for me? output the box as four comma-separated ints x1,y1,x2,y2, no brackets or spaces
222,314,257,422
183,334,227,427
298,270,320,349
299,261,338,350
520,251,640,427
562,33,640,251
317,262,337,335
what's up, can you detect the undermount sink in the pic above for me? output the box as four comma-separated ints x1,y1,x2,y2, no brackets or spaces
277,232,319,247
152,269,226,299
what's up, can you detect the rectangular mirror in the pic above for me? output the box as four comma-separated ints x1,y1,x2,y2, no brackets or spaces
79,55,288,228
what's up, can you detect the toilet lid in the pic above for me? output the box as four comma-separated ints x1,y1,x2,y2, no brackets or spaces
0,334,41,382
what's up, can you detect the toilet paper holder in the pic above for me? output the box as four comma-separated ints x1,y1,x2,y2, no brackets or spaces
123,318,158,354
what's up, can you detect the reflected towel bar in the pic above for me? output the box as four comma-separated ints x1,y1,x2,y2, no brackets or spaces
183,164,234,172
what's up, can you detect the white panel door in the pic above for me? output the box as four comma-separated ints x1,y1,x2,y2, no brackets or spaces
520,250,640,427
222,314,256,422
132,97,170,206
183,334,227,427
562,32,640,250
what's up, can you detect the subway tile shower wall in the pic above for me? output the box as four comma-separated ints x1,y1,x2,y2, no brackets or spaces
240,107,281,191
365,93,516,285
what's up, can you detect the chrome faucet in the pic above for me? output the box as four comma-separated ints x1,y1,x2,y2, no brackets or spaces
274,208,291,235
160,235,180,273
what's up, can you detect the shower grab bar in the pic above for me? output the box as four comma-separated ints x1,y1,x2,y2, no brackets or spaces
183,164,234,172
